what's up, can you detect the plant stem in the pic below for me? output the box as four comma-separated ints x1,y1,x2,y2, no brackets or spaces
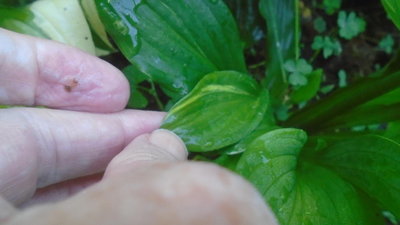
137,83,164,111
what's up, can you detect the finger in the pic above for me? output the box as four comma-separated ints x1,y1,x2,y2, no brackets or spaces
4,163,278,225
104,129,188,178
0,107,164,205
0,196,17,223
19,174,102,209
0,28,129,112
16,130,186,207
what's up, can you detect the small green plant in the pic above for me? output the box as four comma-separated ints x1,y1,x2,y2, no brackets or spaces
1,0,400,224
311,35,342,58
379,34,395,54
337,11,366,40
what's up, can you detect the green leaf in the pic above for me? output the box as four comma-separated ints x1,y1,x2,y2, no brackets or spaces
0,6,48,38
162,71,269,152
385,121,400,143
0,0,97,54
319,135,400,218
311,36,342,59
315,86,400,130
96,0,246,99
319,84,335,94
28,0,96,55
318,103,400,130
215,154,242,171
382,0,400,30
338,11,366,40
284,68,400,132
322,0,341,15
0,0,33,6
284,59,313,87
224,0,264,47
260,0,300,106
378,34,394,54
80,0,115,55
290,69,323,103
123,65,149,109
237,129,383,225
338,69,347,87
313,16,327,33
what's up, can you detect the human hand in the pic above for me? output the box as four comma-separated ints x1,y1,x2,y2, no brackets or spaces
0,29,278,225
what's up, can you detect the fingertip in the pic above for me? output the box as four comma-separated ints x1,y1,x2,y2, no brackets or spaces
34,38,130,113
149,129,188,160
104,129,187,178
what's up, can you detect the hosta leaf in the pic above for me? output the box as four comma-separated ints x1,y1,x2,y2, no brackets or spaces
385,121,400,143
319,135,400,218
318,103,400,130
80,0,115,55
0,0,97,55
29,0,96,54
382,0,400,30
0,6,47,38
162,71,269,152
284,69,400,132
223,0,265,47
260,0,300,106
237,129,384,225
0,0,33,6
96,0,246,99
316,87,400,130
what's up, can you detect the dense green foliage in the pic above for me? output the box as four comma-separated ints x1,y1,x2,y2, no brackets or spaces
1,0,400,224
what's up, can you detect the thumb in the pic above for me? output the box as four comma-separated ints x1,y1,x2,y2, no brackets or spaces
104,129,188,178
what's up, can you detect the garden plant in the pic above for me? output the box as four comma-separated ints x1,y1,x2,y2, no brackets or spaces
1,0,400,224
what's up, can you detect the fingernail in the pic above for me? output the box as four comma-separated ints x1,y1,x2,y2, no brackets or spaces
149,129,188,160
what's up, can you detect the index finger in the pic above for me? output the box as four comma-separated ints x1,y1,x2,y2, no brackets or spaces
0,28,129,113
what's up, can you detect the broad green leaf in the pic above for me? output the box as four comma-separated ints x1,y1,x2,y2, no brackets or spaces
223,0,264,47
382,0,400,30
284,69,400,132
318,103,400,130
319,135,400,218
29,0,96,54
290,69,322,103
0,6,47,38
80,0,115,55
237,129,383,225
0,0,33,6
223,124,278,155
215,154,241,171
260,0,300,106
385,121,400,143
315,87,400,130
162,71,269,152
338,11,366,40
96,0,246,99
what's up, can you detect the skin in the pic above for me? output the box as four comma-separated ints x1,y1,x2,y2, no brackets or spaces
0,28,278,225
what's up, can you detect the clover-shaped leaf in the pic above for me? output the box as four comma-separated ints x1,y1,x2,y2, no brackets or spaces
284,59,313,86
378,35,394,54
338,11,366,40
313,16,327,33
312,35,342,58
